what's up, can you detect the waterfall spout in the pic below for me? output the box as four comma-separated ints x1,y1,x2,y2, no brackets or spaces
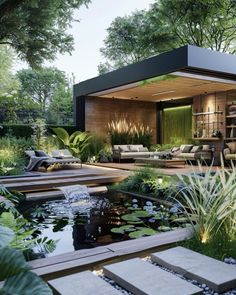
59,184,92,213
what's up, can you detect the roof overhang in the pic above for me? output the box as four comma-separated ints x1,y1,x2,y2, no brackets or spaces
74,45,236,101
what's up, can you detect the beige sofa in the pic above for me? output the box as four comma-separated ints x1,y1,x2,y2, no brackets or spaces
112,144,154,162
173,144,214,163
223,142,236,162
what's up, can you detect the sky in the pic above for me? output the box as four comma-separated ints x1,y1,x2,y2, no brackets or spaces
15,0,155,84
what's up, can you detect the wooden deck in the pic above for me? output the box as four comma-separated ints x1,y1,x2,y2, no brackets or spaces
0,165,129,193
88,162,221,175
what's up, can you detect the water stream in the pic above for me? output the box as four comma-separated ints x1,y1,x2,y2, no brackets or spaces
59,184,92,213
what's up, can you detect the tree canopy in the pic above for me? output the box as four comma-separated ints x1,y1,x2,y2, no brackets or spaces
99,0,236,74
17,67,68,114
0,0,90,67
153,0,236,52
99,9,176,74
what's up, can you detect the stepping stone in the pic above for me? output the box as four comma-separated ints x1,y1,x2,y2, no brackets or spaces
103,258,202,295
151,246,236,293
48,270,121,295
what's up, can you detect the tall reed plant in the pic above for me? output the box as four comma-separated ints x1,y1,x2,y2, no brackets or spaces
174,160,236,244
108,119,152,147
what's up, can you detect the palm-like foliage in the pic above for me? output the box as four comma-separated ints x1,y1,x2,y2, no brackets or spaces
52,127,91,157
174,160,236,243
0,226,52,294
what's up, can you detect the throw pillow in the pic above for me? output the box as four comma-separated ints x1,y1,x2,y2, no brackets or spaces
226,142,236,153
119,146,129,152
138,147,149,152
25,150,35,157
202,145,210,151
171,147,180,153
129,145,139,152
180,145,193,153
190,146,200,153
35,150,49,157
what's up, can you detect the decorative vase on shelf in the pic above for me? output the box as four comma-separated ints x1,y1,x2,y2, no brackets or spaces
202,129,207,138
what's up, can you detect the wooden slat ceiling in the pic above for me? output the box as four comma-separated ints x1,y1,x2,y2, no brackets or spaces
90,76,236,102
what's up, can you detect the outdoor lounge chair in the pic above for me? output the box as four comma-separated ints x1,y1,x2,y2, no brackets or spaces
25,149,82,171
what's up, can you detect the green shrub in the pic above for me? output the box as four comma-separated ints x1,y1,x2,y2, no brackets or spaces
0,137,34,176
0,124,77,138
80,134,106,161
115,166,174,198
174,160,236,244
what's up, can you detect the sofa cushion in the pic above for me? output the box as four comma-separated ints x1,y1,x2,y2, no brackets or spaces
118,145,130,152
171,147,180,153
190,146,201,153
180,144,193,153
226,142,236,153
178,152,195,159
25,150,36,157
202,145,210,151
225,153,236,160
35,150,49,157
138,147,149,152
129,145,139,152
52,149,73,158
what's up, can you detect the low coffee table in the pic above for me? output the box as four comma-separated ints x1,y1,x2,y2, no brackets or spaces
135,157,185,168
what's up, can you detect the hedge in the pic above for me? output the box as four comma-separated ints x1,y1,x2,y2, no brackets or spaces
0,124,78,138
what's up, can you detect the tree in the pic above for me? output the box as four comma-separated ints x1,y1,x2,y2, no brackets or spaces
17,67,68,115
98,10,176,74
99,0,236,73
0,0,90,67
0,45,20,95
150,0,236,52
47,75,74,124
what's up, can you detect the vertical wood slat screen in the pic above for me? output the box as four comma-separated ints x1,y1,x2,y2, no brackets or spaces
163,106,192,144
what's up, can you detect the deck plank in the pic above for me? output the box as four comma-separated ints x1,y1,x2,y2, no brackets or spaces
26,186,108,200
107,228,193,255
32,251,117,278
4,174,126,192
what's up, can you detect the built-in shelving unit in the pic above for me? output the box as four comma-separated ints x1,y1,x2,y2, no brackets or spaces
193,107,223,140
225,104,236,140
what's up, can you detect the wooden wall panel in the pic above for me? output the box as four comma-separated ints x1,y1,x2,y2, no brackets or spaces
85,97,157,143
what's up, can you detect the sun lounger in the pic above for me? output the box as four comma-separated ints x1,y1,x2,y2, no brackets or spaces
25,149,82,171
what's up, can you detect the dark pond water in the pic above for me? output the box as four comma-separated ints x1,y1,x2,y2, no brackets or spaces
19,190,189,258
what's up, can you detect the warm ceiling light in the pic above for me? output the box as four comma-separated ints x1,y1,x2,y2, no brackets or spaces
152,90,175,96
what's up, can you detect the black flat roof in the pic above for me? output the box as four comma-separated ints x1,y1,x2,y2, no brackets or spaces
74,45,236,97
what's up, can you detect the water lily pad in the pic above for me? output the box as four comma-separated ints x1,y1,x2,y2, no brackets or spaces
132,210,151,218
111,224,136,234
128,227,157,239
121,214,141,222
111,228,125,234
127,207,142,211
127,221,144,225
158,225,171,232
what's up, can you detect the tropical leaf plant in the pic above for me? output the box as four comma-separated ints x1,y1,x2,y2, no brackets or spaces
0,212,57,254
52,127,91,157
0,230,52,295
174,159,236,243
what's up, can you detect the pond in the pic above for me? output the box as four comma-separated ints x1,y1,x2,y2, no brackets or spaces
19,190,190,258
